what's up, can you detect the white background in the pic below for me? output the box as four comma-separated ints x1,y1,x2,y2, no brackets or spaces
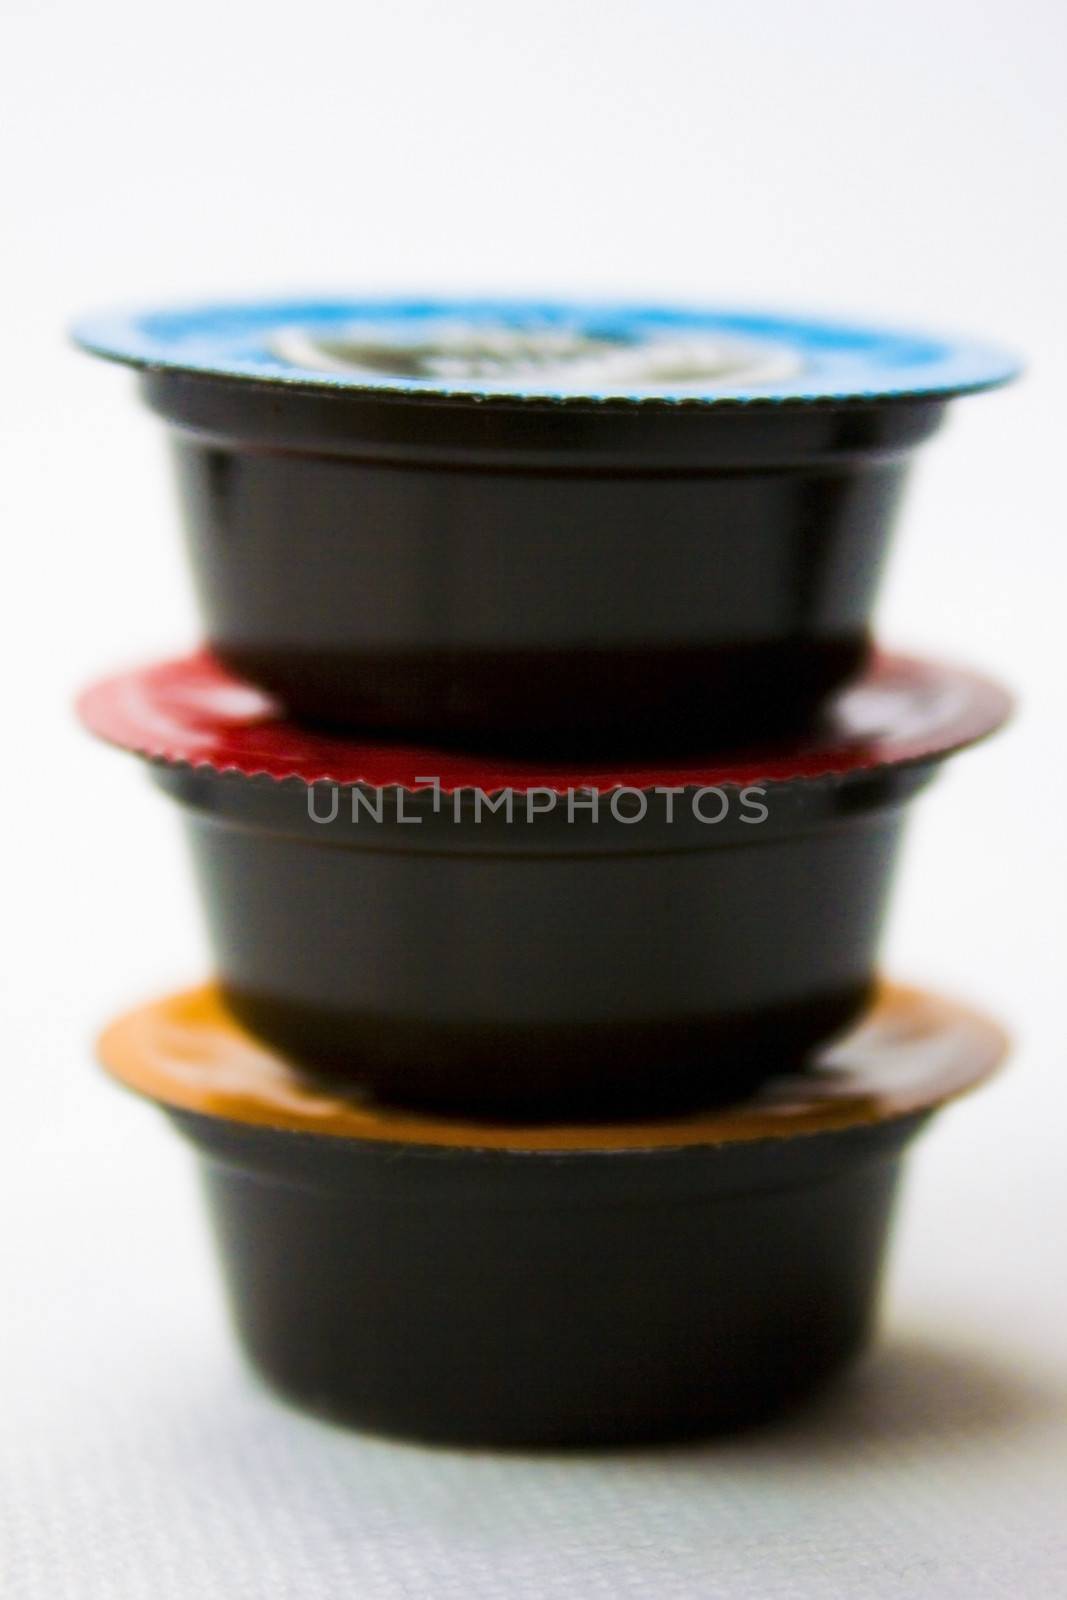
2,2,1065,1595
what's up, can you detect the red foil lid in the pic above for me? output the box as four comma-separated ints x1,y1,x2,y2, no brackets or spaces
77,650,1011,793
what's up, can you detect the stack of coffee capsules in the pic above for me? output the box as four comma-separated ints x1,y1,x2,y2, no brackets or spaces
76,300,1017,1445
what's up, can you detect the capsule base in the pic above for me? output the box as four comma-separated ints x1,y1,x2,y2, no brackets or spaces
184,1110,911,1446
96,981,1006,1447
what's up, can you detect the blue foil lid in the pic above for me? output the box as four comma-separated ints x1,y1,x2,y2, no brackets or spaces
72,297,1019,405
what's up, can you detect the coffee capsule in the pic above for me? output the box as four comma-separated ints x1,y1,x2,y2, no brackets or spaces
98,981,1006,1445
72,299,1017,752
79,651,1010,1119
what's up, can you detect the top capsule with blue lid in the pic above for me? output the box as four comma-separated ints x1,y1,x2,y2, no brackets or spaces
73,297,1017,405
73,297,1019,752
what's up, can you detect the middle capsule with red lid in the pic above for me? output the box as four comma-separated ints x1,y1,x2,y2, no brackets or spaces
79,649,1010,1122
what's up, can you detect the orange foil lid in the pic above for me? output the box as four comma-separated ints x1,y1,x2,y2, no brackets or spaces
98,983,1007,1153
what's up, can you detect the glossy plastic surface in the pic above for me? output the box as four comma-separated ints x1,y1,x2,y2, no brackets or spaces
148,756,923,1117
72,297,1021,748
188,1112,914,1442
97,979,1005,1445
78,649,1010,1118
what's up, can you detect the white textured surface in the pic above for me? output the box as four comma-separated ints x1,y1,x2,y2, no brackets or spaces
4,0,1067,1593
3,1044,1067,1599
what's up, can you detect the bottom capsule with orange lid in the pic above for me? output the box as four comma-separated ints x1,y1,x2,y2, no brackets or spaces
99,981,1006,1446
